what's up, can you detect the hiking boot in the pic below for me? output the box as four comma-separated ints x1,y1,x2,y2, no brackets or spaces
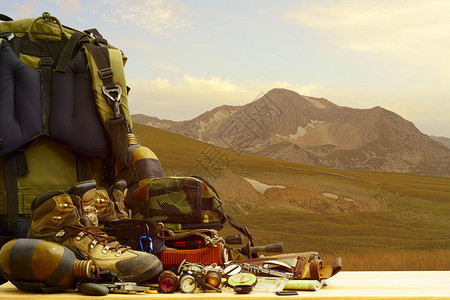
69,179,119,223
70,179,128,223
68,180,104,225
28,190,163,283
108,179,129,220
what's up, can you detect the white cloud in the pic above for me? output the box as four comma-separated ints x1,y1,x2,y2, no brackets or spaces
280,0,450,136
59,0,82,12
127,73,323,121
282,1,450,69
314,84,450,136
17,5,36,18
128,74,252,120
182,75,239,93
100,0,189,34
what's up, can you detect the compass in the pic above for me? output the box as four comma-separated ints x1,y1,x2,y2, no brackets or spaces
179,274,197,293
227,273,257,287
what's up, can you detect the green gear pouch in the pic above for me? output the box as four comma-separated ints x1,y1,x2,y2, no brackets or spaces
131,176,226,231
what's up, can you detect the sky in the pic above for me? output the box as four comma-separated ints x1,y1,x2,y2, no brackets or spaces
3,0,450,137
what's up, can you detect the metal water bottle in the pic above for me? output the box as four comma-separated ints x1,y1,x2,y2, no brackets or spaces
117,133,164,208
0,239,95,292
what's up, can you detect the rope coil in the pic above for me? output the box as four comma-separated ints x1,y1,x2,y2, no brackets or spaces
156,222,224,247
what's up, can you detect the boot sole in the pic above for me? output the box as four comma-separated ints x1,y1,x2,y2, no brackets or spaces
118,260,163,283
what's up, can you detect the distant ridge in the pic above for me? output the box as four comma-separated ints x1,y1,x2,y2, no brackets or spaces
133,88,450,177
430,136,450,149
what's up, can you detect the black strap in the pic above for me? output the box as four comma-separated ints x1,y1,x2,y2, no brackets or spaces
215,209,254,246
43,244,75,286
1,33,21,56
5,154,19,236
102,149,114,185
4,150,28,236
107,116,129,173
17,34,67,59
201,198,214,210
9,239,41,281
56,31,88,72
0,14,13,21
10,280,72,293
84,28,108,47
40,56,53,136
44,39,62,61
83,42,115,89
84,38,130,174
75,153,92,181
14,150,29,176
84,28,103,37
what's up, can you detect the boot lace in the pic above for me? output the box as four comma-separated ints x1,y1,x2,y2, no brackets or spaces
65,224,129,252
62,224,131,280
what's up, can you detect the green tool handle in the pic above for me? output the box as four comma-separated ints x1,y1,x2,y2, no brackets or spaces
284,280,323,291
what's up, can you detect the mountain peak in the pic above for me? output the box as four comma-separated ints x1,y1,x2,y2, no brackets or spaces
132,89,450,177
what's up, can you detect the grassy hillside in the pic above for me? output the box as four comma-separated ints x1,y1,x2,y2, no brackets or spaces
133,123,450,270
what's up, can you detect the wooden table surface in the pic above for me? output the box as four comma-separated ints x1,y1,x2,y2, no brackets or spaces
0,271,449,299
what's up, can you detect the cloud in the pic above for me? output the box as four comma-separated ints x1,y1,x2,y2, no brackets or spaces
128,74,253,120
182,75,240,93
58,0,82,12
313,83,450,136
281,0,450,136
282,1,450,69
100,0,189,34
126,71,337,122
17,5,36,18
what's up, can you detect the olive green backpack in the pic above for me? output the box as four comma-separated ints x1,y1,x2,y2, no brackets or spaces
0,12,162,243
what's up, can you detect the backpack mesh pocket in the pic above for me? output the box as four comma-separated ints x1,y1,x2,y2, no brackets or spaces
148,178,202,223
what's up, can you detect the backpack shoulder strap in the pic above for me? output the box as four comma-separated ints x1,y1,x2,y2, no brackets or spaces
0,14,13,22
82,31,131,174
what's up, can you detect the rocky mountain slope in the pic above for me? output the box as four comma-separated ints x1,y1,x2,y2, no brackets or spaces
133,88,450,177
430,136,450,149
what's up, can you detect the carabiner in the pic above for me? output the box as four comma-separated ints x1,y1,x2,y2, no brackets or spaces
139,236,153,254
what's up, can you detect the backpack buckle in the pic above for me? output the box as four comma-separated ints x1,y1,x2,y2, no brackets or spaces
39,57,54,68
99,67,113,80
102,85,122,117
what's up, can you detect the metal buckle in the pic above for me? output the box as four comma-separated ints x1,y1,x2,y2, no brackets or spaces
102,85,122,117
98,68,113,80
40,57,54,68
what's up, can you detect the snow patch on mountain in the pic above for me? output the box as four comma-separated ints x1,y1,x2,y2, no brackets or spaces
199,110,235,138
242,177,286,194
305,96,326,109
276,120,325,141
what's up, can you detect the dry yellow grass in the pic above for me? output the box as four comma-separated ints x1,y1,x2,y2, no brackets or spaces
133,124,450,271
321,249,450,271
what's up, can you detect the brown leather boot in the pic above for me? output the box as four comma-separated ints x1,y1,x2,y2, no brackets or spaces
70,180,119,223
108,179,129,220
27,189,162,283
